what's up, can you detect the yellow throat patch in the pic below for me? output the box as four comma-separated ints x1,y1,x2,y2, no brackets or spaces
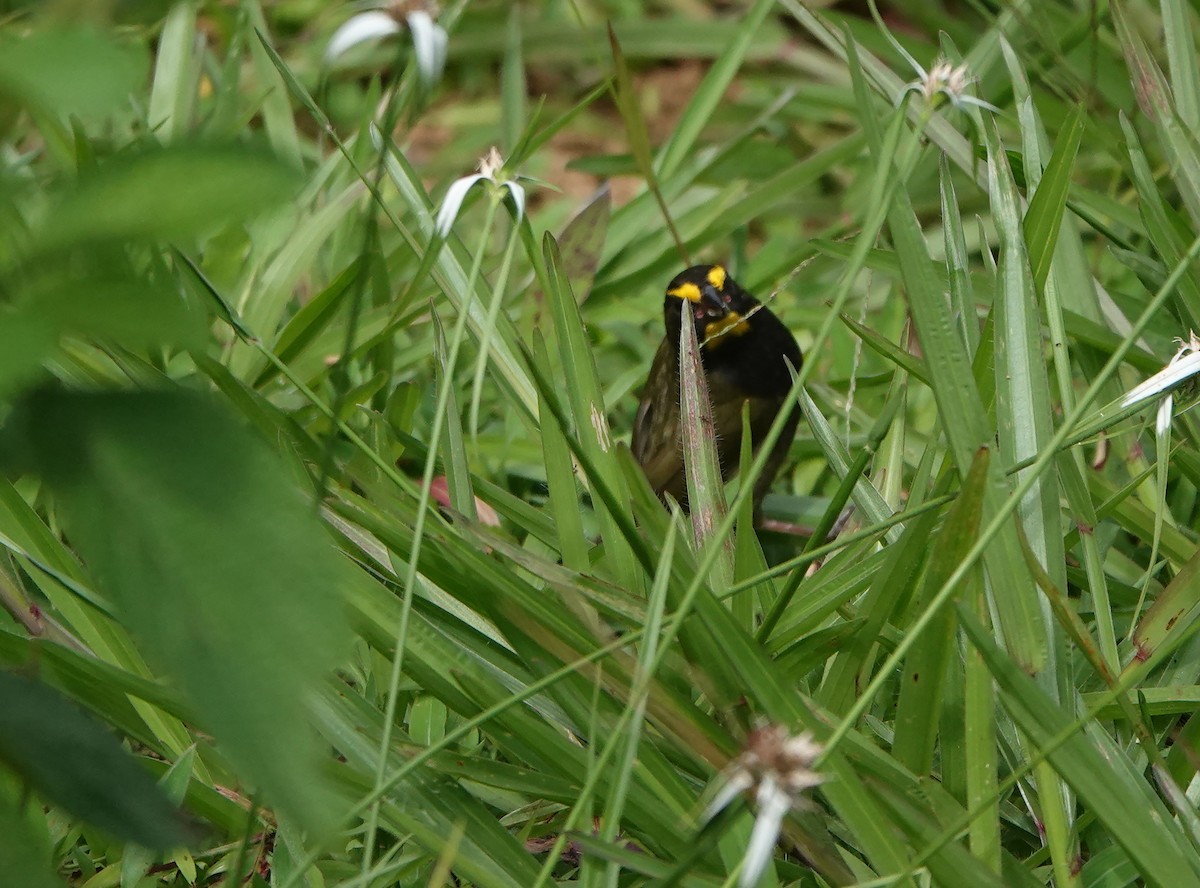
703,310,750,346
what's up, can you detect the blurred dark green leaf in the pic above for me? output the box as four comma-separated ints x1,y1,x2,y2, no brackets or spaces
0,776,59,888
19,272,207,351
0,312,56,399
0,26,145,120
11,388,351,837
0,668,191,850
36,144,300,251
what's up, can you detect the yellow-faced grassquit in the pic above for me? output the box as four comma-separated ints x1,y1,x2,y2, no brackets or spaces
632,264,803,517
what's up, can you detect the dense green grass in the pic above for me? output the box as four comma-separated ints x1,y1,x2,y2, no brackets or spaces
2,1,1200,885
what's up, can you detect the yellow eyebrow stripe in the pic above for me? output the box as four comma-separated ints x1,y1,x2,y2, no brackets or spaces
667,282,702,302
706,265,726,290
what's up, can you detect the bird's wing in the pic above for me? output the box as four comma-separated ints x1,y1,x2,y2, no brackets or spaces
707,380,795,483
632,340,686,497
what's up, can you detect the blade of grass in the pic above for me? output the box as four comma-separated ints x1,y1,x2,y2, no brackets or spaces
678,311,733,584
892,448,988,775
959,607,1200,885
654,0,776,180
147,2,196,142
533,334,589,572
606,24,688,263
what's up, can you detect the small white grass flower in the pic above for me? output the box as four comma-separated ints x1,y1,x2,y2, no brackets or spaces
1120,331,1200,434
865,2,995,113
434,146,526,237
703,726,825,888
326,3,447,88
919,59,969,102
899,56,998,112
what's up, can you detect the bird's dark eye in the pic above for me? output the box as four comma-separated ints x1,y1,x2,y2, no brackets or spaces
723,293,732,304
693,307,706,321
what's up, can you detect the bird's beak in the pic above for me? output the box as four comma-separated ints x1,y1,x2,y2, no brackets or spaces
699,284,726,314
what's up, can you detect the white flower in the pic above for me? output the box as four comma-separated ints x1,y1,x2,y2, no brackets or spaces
703,726,824,888
919,59,969,102
899,56,998,112
1120,331,1200,435
405,10,447,86
326,11,400,60
865,4,994,114
326,5,447,88
434,147,526,237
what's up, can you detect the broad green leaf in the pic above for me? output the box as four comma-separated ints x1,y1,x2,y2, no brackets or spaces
120,746,198,887
0,774,60,888
17,271,206,352
12,388,350,836
0,479,202,769
0,669,192,849
36,144,300,252
0,26,145,120
0,312,56,399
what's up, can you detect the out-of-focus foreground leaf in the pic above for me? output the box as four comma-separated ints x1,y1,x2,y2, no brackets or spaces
3,388,351,837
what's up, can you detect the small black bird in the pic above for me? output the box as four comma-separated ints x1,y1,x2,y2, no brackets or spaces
631,264,803,516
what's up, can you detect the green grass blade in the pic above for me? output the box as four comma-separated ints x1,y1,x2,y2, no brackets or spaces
960,607,1200,885
678,311,732,581
533,334,589,572
893,448,988,775
654,0,776,180
1023,105,1086,291
146,3,196,142
890,182,1047,672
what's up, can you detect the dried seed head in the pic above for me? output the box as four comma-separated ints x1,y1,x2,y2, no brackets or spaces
704,726,825,888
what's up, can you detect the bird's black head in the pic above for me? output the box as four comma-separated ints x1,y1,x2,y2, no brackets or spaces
662,264,757,350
